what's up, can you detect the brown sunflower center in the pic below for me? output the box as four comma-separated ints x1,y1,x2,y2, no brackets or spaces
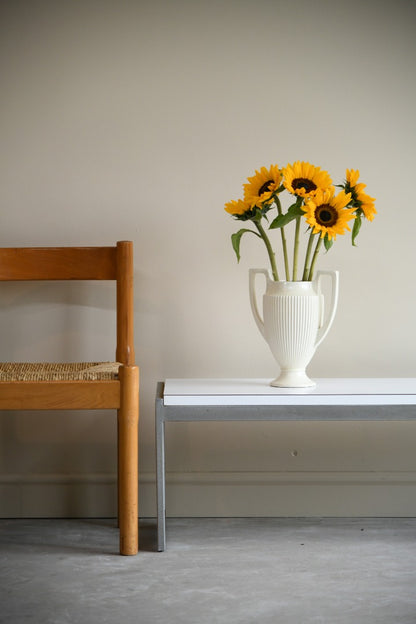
258,180,274,195
315,204,338,227
292,178,317,193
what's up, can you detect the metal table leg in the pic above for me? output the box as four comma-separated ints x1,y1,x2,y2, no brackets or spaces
155,382,166,551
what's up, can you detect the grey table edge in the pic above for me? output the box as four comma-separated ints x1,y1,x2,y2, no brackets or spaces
155,380,416,552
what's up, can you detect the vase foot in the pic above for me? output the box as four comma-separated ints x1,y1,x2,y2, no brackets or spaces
270,370,316,388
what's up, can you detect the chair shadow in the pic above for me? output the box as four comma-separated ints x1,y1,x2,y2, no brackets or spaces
81,518,158,553
0,517,159,556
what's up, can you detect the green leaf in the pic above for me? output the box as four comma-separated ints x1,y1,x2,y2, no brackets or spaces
269,213,293,229
324,234,333,252
269,202,305,229
351,214,362,247
231,228,260,262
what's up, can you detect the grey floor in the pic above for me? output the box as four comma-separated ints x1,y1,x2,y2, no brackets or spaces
1,518,416,624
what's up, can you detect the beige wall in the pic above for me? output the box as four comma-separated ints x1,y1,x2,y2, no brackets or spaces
1,0,416,518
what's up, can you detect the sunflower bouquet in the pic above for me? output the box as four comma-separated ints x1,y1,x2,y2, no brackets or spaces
225,161,376,282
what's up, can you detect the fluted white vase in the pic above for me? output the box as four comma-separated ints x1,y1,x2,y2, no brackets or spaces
249,269,339,388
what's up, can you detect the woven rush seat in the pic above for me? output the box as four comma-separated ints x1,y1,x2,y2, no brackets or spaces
0,362,121,382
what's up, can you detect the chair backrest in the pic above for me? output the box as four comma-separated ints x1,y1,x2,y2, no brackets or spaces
0,241,135,365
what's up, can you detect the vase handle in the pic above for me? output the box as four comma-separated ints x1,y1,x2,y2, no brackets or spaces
249,268,269,338
314,270,339,349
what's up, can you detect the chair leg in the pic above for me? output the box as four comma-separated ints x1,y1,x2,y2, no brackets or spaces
117,365,139,555
117,418,120,529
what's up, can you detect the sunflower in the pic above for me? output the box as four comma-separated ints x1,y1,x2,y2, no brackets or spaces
243,165,282,208
303,189,355,240
224,198,254,220
345,169,376,221
283,161,332,198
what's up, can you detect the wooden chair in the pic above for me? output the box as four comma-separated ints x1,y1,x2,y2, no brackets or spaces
0,241,139,555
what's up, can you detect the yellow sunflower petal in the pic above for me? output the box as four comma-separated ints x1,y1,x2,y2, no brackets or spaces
346,169,360,187
356,190,377,221
355,182,367,193
224,198,251,216
332,189,352,210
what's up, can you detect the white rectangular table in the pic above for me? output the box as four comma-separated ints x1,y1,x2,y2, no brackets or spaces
155,378,416,551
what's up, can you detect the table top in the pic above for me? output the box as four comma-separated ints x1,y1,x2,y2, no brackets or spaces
163,378,416,406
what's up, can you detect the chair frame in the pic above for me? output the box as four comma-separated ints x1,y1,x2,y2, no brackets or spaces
0,241,139,555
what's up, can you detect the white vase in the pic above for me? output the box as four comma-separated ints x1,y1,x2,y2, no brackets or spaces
249,269,339,388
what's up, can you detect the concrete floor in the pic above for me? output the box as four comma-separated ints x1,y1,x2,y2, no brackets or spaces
1,518,416,624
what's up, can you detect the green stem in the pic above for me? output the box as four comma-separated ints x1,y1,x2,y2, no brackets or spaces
293,217,301,281
275,196,290,281
307,236,323,281
255,220,279,281
302,230,316,281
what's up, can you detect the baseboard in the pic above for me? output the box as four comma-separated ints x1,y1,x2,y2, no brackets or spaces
1,471,416,518
0,473,118,518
